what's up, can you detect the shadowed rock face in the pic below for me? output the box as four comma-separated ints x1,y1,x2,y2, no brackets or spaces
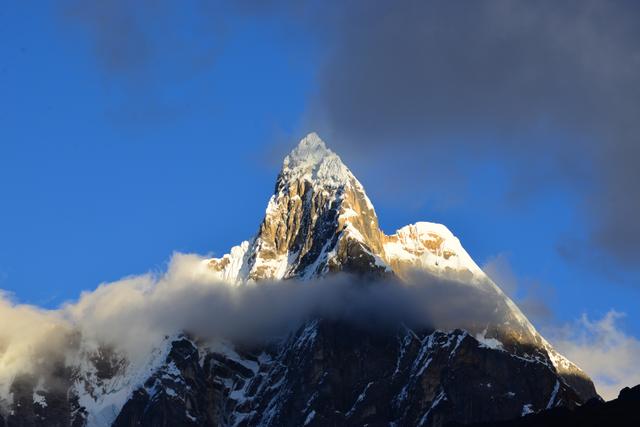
108,320,591,427
3,364,80,427
0,133,599,426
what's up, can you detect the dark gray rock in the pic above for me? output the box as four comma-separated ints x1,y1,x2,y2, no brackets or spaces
106,319,596,427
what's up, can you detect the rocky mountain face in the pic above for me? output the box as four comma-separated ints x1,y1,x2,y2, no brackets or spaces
0,133,599,426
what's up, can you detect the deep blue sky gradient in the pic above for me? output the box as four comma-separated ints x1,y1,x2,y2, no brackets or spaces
1,2,638,339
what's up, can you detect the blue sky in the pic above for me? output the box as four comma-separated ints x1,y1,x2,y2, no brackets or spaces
1,0,639,352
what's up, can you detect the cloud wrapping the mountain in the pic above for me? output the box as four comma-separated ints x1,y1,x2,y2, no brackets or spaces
2,252,637,403
0,252,509,399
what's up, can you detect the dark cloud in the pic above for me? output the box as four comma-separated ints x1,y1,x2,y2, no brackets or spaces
303,0,640,268
62,0,154,76
62,0,227,78
59,0,228,121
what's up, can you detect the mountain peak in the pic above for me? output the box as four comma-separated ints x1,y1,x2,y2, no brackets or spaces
284,132,332,169
201,132,598,404
289,132,328,157
281,133,352,188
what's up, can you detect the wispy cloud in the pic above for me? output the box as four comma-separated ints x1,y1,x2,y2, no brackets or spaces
482,252,554,325
547,311,640,401
58,0,227,123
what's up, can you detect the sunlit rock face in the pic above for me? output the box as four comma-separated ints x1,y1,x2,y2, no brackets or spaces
1,133,598,427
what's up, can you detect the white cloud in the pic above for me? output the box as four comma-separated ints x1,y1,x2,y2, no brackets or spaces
548,310,640,401
0,291,70,397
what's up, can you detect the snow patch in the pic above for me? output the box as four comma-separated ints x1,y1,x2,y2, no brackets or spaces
32,392,47,408
475,330,505,350
521,403,534,416
346,381,374,417
304,410,316,425
546,380,560,409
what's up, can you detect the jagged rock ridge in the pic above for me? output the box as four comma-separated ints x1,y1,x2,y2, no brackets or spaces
1,133,599,427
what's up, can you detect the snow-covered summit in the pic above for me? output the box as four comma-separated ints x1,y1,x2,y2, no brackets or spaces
283,132,331,168
384,222,486,278
280,132,353,188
